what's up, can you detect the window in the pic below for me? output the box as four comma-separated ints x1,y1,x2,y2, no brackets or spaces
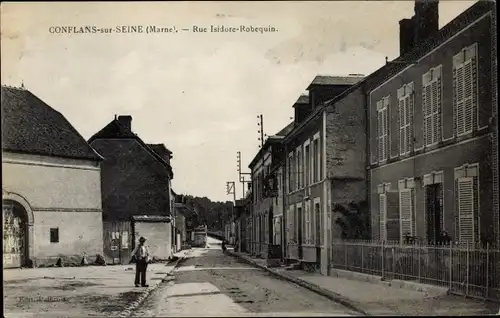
455,164,479,244
379,193,387,241
304,201,311,244
377,97,389,162
50,228,59,243
296,206,302,243
398,83,414,156
314,201,321,245
296,148,303,189
453,44,478,136
313,137,320,182
291,153,296,192
305,143,310,187
422,65,442,146
398,178,416,241
287,154,293,193
423,172,444,243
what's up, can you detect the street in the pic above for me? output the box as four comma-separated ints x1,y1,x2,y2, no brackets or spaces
132,237,357,317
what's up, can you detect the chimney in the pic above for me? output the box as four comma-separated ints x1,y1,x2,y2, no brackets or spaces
117,115,132,131
399,18,416,56
413,0,439,44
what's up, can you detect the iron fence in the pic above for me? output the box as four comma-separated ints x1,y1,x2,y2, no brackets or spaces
331,239,500,301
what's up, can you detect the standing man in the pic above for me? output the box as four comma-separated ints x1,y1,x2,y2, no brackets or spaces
132,236,150,287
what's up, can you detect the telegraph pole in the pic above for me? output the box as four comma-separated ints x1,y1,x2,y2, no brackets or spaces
257,114,265,148
226,181,236,244
237,151,252,198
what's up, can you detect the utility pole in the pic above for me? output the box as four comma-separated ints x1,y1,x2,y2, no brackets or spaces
237,151,252,198
226,181,236,244
257,114,265,148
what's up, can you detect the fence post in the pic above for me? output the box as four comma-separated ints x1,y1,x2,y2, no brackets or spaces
392,246,396,280
449,242,452,290
466,242,470,296
381,240,385,279
361,243,364,273
344,240,347,270
486,242,490,299
418,244,421,283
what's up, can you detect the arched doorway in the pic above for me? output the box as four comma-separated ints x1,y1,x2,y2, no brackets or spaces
3,199,29,268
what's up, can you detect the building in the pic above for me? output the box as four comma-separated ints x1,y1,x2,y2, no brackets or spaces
2,86,104,268
367,0,499,247
248,134,287,259
173,192,197,250
88,115,175,264
283,76,364,274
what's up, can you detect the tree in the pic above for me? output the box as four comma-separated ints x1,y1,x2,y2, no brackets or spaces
333,200,370,240
181,194,234,232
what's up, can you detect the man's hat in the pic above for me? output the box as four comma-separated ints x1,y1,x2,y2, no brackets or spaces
139,236,146,243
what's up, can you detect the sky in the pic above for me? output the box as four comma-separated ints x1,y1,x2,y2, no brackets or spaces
1,1,477,202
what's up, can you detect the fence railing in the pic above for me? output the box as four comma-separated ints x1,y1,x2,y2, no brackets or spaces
331,239,500,301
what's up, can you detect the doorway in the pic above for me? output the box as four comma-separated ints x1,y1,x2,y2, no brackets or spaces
425,183,443,243
3,200,28,268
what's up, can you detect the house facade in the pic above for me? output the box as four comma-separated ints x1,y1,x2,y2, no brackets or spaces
88,115,175,264
368,0,499,247
248,136,286,259
2,86,104,268
283,76,364,274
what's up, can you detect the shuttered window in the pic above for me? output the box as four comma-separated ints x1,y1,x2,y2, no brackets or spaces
379,193,387,241
399,189,415,240
305,144,310,187
398,84,414,156
457,177,474,243
453,44,477,136
423,66,442,146
304,201,311,244
377,98,389,162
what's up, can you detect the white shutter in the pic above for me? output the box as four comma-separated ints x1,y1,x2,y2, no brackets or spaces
399,189,413,240
383,107,388,160
432,77,442,143
399,98,406,154
423,84,433,146
406,95,413,154
455,65,465,135
378,110,383,161
463,60,474,134
458,177,474,243
379,193,387,241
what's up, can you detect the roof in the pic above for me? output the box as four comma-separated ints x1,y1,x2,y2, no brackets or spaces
1,86,102,161
147,144,173,157
131,215,172,222
248,136,284,169
89,117,173,178
174,202,197,217
275,122,295,136
326,0,493,107
292,94,309,107
306,75,364,90
289,1,493,141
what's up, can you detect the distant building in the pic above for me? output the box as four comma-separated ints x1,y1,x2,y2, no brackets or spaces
88,115,175,264
2,86,104,268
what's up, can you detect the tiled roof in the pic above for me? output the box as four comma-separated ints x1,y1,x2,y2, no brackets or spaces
275,122,295,136
307,75,364,89
1,86,102,161
148,144,173,156
295,94,309,105
89,117,173,178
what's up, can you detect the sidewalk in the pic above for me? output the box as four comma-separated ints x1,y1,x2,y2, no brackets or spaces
4,250,190,317
228,251,499,316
